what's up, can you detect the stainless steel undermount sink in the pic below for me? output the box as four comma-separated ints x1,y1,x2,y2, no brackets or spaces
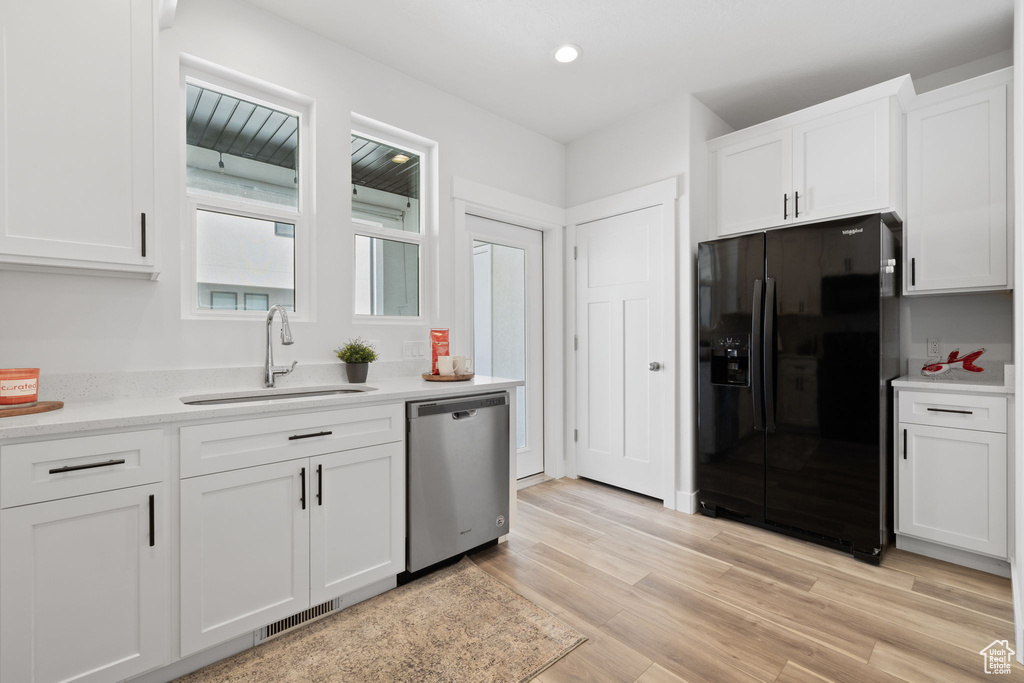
180,385,376,406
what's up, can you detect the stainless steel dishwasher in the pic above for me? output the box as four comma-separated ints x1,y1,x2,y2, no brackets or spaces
407,392,510,573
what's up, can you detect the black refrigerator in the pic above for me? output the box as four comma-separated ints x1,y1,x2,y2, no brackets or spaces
696,214,900,563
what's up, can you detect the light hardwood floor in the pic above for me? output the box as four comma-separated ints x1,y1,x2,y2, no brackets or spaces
472,477,1021,683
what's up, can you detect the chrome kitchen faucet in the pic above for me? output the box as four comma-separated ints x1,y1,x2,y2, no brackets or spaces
264,304,296,388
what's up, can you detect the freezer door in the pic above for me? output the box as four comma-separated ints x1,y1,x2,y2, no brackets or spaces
697,232,766,520
764,215,882,551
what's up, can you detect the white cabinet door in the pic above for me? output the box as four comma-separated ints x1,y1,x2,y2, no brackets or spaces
0,484,167,683
906,81,1009,293
714,129,793,236
180,461,310,656
310,442,405,604
792,99,890,223
0,0,154,275
898,423,1007,557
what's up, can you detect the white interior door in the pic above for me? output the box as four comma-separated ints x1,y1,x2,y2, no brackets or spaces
469,214,544,478
576,205,665,498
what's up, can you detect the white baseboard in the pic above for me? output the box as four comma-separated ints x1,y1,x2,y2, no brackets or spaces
128,633,255,683
895,534,1011,577
675,489,698,514
128,576,398,683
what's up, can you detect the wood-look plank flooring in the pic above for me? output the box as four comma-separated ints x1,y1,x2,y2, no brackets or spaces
472,477,1022,682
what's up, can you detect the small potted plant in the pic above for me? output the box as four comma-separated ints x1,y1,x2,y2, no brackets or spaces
334,338,378,383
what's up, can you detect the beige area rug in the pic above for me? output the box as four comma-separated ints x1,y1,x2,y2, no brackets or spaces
176,557,586,683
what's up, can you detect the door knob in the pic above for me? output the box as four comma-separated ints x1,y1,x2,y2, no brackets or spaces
649,362,661,371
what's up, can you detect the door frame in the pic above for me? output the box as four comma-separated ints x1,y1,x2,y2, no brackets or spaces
566,178,680,508
452,178,566,480
468,218,545,478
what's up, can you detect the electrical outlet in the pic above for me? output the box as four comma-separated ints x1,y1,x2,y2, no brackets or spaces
927,338,941,357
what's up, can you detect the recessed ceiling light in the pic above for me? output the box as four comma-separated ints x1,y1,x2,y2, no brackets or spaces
391,154,411,163
553,44,581,64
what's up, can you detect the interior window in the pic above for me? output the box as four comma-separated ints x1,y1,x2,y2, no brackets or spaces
353,235,420,316
351,132,423,317
195,210,295,312
184,74,307,318
186,84,298,209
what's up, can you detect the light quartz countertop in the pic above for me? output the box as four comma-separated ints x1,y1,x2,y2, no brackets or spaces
892,357,1013,395
892,375,1014,395
0,375,524,441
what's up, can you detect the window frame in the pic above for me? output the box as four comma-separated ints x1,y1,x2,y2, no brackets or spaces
180,59,315,321
350,117,435,324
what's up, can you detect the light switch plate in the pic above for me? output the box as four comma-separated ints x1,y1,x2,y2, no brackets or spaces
403,341,427,359
927,338,941,357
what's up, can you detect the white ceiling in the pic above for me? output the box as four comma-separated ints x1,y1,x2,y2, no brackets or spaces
241,0,1014,143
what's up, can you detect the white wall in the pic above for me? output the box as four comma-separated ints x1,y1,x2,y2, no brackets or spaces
565,95,692,208
914,49,1013,94
0,0,564,374
901,292,1014,367
565,93,731,509
1013,0,1023,661
679,98,732,504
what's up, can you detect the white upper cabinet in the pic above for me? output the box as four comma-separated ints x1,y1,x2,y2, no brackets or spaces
714,130,792,235
710,76,912,238
905,68,1011,295
0,0,156,278
792,99,892,222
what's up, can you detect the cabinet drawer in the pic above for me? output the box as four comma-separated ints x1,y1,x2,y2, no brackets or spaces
0,430,165,508
897,390,1006,433
180,403,404,478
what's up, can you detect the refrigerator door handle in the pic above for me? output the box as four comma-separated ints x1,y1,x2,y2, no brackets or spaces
764,277,777,432
751,278,764,431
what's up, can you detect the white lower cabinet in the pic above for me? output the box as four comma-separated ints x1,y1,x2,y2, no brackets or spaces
310,443,405,604
896,389,1009,560
0,483,167,683
180,441,405,656
180,460,310,656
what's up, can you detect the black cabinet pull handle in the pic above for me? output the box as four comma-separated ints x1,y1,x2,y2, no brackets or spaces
903,429,907,460
141,213,147,258
927,408,973,415
49,458,125,474
783,193,788,220
300,467,306,509
149,494,155,547
289,431,332,441
794,191,800,218
317,464,323,506
911,258,916,286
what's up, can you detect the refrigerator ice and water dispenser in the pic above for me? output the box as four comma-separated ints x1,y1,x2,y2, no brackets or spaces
710,333,750,386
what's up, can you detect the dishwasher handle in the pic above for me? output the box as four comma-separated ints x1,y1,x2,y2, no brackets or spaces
453,409,478,420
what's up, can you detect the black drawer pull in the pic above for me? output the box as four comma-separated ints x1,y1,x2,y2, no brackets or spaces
903,429,907,460
289,431,332,441
149,494,155,547
317,464,323,506
926,408,973,415
49,458,126,474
